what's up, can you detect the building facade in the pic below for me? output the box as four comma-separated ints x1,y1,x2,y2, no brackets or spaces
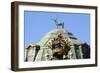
25,28,90,62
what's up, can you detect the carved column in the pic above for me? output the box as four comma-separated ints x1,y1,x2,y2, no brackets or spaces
78,45,83,59
69,45,76,59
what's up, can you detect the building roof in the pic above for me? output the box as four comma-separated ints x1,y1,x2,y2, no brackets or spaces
36,28,82,46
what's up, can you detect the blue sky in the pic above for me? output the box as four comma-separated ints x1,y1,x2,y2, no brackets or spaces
24,11,90,47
